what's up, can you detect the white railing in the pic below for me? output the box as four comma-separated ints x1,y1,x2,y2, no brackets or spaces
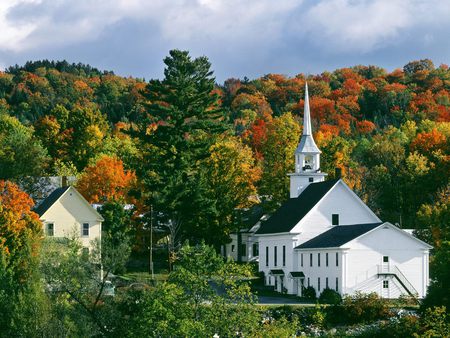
377,265,418,296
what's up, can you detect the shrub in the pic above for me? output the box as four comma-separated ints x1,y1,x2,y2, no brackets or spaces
319,288,342,305
303,286,316,300
327,292,391,325
420,306,449,337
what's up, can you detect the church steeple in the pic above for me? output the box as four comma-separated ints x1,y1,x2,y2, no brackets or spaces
288,82,327,198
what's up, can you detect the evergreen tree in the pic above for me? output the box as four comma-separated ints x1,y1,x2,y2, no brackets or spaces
137,50,228,247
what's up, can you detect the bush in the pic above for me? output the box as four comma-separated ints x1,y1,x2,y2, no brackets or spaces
303,286,316,300
327,292,391,325
319,288,342,305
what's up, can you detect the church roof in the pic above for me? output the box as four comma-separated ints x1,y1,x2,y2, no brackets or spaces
34,186,70,217
255,179,339,235
295,135,321,154
294,222,384,249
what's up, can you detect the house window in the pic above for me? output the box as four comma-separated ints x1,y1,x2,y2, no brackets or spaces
309,177,314,183
301,253,304,267
266,247,269,266
318,278,321,292
326,277,329,289
282,245,286,266
318,253,321,267
310,253,313,267
336,277,339,292
274,246,277,266
253,243,259,256
336,252,339,266
383,256,389,263
241,244,246,256
231,245,235,252
326,253,329,267
332,214,339,225
82,223,89,237
46,223,54,237
383,280,389,288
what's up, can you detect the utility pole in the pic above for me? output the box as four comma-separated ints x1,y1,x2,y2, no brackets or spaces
149,204,154,280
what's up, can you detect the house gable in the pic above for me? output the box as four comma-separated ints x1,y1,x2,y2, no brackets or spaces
38,186,103,222
255,179,339,235
347,222,432,251
292,180,381,240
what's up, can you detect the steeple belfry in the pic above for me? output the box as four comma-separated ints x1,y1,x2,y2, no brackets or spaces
288,82,327,198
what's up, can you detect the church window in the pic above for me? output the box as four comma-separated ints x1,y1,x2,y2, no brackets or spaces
318,277,321,291
265,247,269,266
383,280,389,288
332,214,339,225
241,244,246,256
309,177,314,182
335,277,339,291
307,277,310,287
318,253,321,267
326,277,329,289
282,245,286,266
310,253,313,267
336,252,339,266
274,246,277,266
231,245,235,252
326,253,329,266
301,253,304,267
383,256,389,263
253,243,259,256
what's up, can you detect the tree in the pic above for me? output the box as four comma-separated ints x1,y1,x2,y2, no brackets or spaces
136,50,227,245
76,155,137,204
259,112,301,210
0,113,48,179
121,242,259,337
200,136,261,246
0,181,45,334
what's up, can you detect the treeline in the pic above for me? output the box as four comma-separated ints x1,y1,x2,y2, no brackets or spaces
0,54,449,243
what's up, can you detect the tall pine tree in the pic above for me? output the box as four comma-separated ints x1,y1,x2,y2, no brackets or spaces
137,50,227,248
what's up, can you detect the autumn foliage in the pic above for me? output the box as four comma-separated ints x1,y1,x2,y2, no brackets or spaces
76,156,136,204
0,181,41,281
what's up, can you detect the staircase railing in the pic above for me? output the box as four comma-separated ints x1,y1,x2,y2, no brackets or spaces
377,265,418,296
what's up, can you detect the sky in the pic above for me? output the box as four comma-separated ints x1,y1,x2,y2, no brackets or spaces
0,0,449,83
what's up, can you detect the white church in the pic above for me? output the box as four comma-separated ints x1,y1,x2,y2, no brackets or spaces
224,83,432,299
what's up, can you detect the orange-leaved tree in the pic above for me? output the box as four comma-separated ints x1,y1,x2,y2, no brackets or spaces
0,180,42,284
76,155,137,204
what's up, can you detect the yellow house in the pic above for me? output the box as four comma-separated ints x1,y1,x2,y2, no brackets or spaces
35,185,104,251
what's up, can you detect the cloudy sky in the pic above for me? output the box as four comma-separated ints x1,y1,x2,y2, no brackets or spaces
0,0,449,82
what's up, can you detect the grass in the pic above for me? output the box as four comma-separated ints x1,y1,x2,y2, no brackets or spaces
120,271,169,284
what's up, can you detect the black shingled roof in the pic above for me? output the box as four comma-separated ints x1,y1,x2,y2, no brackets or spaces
295,222,383,249
255,179,339,235
34,186,70,217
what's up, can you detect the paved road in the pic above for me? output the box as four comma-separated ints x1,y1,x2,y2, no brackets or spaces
257,295,313,305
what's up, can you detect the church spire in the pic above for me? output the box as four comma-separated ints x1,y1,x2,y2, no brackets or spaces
303,82,312,136
288,81,327,198
295,82,321,155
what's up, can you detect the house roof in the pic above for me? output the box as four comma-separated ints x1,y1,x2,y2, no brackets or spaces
255,179,339,235
295,222,383,249
34,186,70,217
269,269,285,276
289,271,305,278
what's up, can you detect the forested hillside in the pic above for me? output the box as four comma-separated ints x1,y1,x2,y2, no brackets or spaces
0,55,448,247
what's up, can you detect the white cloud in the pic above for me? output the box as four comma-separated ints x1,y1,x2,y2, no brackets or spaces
299,0,450,53
0,0,300,53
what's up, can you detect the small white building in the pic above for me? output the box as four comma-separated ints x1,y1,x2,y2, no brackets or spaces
251,83,432,299
35,185,104,251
